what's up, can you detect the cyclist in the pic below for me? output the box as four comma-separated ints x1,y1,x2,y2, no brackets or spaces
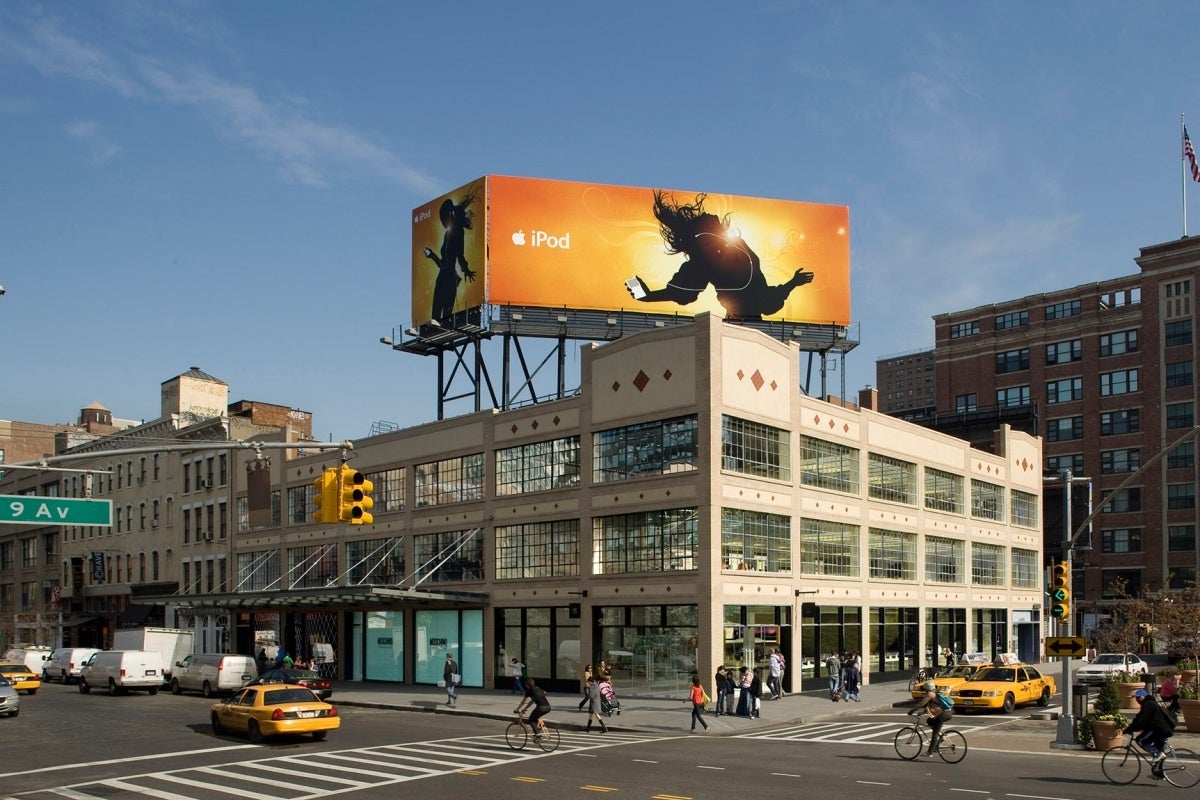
908,680,953,757
515,677,553,739
1126,688,1177,777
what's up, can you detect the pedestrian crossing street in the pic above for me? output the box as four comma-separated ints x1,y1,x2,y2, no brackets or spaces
739,718,997,745
5,731,664,800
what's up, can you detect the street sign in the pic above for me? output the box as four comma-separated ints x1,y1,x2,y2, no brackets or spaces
0,495,112,526
1045,635,1086,658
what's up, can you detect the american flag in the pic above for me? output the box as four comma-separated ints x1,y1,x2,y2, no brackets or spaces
1187,126,1200,183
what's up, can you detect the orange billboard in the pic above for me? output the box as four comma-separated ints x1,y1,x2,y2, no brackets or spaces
411,175,850,328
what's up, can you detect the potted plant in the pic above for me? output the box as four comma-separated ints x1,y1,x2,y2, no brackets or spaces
1177,660,1198,685
1080,678,1130,750
1111,669,1149,709
1178,683,1200,732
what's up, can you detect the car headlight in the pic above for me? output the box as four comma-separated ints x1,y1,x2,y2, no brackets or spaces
982,690,1001,697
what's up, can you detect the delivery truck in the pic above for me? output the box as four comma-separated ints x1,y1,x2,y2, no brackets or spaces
112,627,194,682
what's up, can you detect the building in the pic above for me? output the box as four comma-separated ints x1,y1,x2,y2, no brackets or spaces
143,314,1041,694
930,235,1200,635
875,348,937,419
0,368,312,652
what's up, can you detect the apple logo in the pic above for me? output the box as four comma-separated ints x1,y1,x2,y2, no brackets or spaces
511,230,526,246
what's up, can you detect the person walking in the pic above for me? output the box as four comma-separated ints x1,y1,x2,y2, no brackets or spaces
583,675,608,733
768,650,783,700
578,664,594,711
508,656,525,695
825,652,842,698
443,652,460,707
844,656,861,702
685,675,709,733
776,649,788,698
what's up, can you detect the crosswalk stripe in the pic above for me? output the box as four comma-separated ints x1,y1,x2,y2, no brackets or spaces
102,779,193,800
152,772,263,799
272,755,398,780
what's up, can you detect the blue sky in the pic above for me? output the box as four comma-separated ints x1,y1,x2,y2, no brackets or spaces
2,1,1198,444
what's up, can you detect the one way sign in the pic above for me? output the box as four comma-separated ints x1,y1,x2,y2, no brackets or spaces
1045,636,1086,658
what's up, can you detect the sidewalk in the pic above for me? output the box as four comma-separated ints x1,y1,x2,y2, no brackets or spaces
328,676,922,735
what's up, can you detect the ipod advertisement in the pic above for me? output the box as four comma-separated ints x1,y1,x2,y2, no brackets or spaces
411,175,850,328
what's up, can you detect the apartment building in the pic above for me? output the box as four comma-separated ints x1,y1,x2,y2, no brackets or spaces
876,348,937,418
930,235,1200,629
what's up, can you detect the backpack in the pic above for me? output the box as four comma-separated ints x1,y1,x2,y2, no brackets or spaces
936,692,954,710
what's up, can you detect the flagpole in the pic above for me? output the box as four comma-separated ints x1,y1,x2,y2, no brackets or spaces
1184,113,1189,239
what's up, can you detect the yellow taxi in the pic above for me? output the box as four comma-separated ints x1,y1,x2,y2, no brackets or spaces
909,662,991,700
0,663,41,694
210,683,340,743
949,664,1056,713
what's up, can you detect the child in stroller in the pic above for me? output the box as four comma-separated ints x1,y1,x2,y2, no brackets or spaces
598,679,621,716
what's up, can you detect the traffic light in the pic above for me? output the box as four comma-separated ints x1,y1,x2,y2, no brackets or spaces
338,465,374,525
311,468,338,524
1050,560,1071,620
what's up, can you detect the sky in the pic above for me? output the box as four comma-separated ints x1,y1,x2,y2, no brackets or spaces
2,1,1199,445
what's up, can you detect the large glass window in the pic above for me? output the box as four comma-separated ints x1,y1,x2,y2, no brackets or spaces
1047,417,1083,442
1166,361,1194,388
950,321,980,338
1101,528,1141,554
413,529,484,583
995,349,1029,374
415,609,483,687
868,528,917,580
1010,490,1038,529
994,311,1028,330
1169,525,1196,552
594,508,697,575
363,468,405,513
868,453,917,505
1011,548,1039,589
1045,300,1082,320
414,453,484,507
800,518,860,577
1047,378,1083,404
1168,442,1195,470
722,416,790,480
721,508,791,573
925,537,964,584
1165,319,1193,347
1168,483,1196,510
799,436,860,494
286,544,337,589
970,479,1005,521
1100,448,1140,474
598,605,698,695
1100,369,1139,396
1167,402,1194,429
971,543,1005,586
1102,488,1142,513
996,385,1031,407
1100,409,1139,436
1099,330,1139,356
593,417,697,483
1046,339,1082,364
497,435,581,494
1048,454,1084,474
286,485,314,525
495,520,580,579
365,610,404,682
346,537,405,585
923,468,964,514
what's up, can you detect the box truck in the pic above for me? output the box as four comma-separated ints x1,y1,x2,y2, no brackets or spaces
112,627,194,682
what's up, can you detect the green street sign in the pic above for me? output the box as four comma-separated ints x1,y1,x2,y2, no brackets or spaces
0,495,112,526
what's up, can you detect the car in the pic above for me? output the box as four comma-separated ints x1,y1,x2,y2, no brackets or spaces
0,675,19,717
1075,653,1150,686
249,668,333,700
210,684,340,743
909,662,992,700
0,663,41,694
950,664,1056,713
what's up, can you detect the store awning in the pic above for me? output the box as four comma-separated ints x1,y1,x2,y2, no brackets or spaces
136,585,488,612
62,615,104,628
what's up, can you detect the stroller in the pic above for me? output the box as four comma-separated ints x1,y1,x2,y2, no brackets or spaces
598,679,621,716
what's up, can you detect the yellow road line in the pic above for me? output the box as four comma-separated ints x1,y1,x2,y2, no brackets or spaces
512,776,545,783
580,786,618,793
652,795,693,800
458,769,487,775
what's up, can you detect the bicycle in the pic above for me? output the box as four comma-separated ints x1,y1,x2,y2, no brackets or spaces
907,666,938,693
505,712,561,752
893,717,967,763
1101,739,1200,787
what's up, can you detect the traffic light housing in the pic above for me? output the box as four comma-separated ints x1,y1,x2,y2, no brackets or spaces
338,465,374,525
1050,560,1071,620
311,469,337,524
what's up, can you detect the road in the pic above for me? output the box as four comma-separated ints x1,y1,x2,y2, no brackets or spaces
3,680,1179,800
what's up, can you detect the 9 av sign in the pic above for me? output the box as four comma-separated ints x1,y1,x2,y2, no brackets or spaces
0,495,112,526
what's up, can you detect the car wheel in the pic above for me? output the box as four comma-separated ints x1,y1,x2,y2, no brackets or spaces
26,689,36,695
202,681,214,699
210,713,225,736
9,708,17,717
248,720,264,744
1002,692,1016,714
171,679,182,695
108,679,119,697
148,686,159,696
312,731,327,741
42,671,49,683
79,679,90,694
1037,687,1051,707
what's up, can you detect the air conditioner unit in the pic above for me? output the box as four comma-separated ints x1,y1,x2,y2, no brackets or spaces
150,519,159,528
200,479,213,489
137,477,145,485
200,531,213,541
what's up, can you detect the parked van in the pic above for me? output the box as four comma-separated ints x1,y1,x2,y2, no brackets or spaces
3,646,52,674
170,654,257,697
79,650,164,695
43,648,101,684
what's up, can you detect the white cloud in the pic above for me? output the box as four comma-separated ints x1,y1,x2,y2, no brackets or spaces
63,120,121,163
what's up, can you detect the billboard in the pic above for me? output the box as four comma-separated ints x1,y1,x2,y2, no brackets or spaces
411,175,849,328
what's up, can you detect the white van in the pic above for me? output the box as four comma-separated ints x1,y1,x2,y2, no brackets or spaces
43,648,101,684
170,654,257,697
3,646,52,674
79,650,164,695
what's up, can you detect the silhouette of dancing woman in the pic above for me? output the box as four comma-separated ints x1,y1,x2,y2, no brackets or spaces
626,191,814,321
424,189,478,324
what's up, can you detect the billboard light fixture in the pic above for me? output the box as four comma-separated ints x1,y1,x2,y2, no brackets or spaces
511,313,523,321
405,327,419,337
557,314,568,323
606,317,617,326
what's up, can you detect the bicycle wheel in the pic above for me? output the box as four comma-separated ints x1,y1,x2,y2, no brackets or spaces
937,730,967,763
1101,746,1141,785
505,721,528,750
893,725,924,760
1163,747,1200,788
534,725,560,752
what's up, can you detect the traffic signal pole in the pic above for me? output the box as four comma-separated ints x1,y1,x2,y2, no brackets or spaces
1053,469,1077,748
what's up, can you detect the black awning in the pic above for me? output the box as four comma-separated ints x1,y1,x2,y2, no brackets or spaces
62,615,104,628
117,604,154,626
